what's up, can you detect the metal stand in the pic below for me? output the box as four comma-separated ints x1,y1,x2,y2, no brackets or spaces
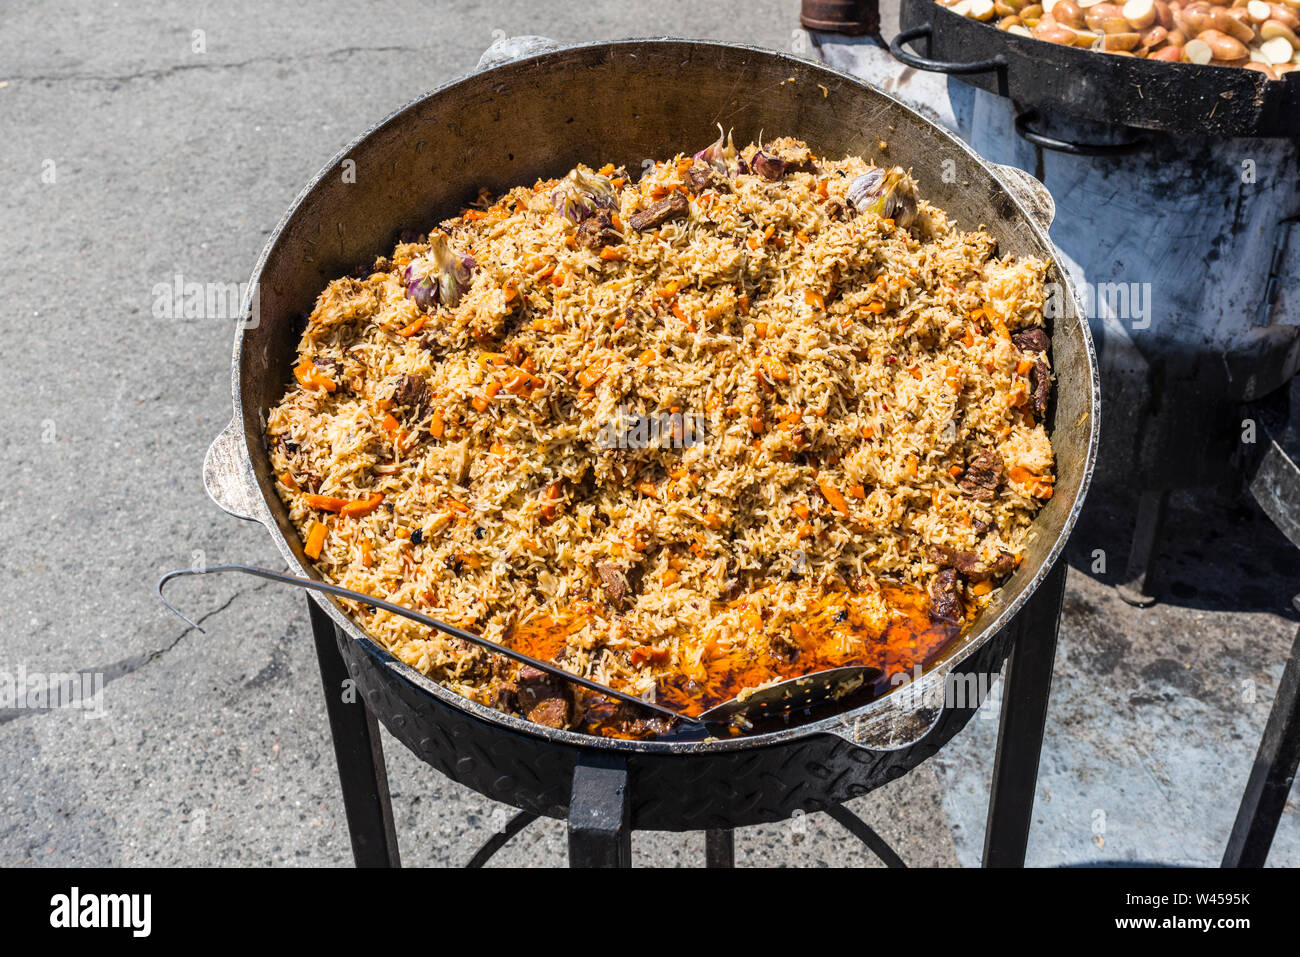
308,561,1069,868
308,597,401,867
568,754,632,867
705,828,735,868
1116,488,1168,608
1223,619,1300,867
983,559,1068,867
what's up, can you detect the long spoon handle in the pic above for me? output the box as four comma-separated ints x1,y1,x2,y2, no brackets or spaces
157,563,696,725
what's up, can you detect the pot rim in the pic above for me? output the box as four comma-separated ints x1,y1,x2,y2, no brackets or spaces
224,37,1101,756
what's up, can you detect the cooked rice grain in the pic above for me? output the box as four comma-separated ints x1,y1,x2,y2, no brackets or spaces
267,138,1055,728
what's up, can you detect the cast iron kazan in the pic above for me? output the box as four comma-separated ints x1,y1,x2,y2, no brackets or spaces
202,39,1099,830
892,0,1300,140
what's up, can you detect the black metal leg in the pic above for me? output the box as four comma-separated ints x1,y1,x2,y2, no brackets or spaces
705,828,735,867
308,596,401,868
1223,620,1300,867
568,753,631,867
1116,488,1169,608
824,805,907,868
983,559,1067,867
466,810,540,868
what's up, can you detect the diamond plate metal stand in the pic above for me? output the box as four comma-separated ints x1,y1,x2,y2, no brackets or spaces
308,597,401,867
983,560,1066,867
309,562,1068,868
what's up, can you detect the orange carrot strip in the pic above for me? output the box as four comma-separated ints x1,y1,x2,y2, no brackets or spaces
761,356,789,382
340,492,384,518
818,481,850,518
577,366,605,388
304,521,327,559
304,494,348,512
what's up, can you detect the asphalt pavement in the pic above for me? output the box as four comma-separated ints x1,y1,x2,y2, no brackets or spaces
1,0,1296,866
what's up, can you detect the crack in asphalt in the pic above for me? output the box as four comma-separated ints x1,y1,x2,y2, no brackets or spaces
0,580,273,726
3,45,427,87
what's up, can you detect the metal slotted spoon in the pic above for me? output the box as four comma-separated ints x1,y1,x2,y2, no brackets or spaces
157,564,884,730
693,665,884,725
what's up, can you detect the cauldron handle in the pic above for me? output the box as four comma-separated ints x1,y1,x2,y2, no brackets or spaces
475,35,563,72
827,681,946,751
991,163,1055,232
203,417,267,525
888,23,1007,76
1014,109,1148,157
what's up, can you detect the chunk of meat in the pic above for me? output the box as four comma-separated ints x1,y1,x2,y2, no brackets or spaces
929,545,982,578
959,450,1004,501
515,665,573,729
447,638,490,682
929,569,963,624
685,163,727,194
1030,355,1050,416
595,562,640,610
930,545,1017,583
579,698,676,738
985,551,1017,580
628,192,689,232
1011,327,1050,354
575,210,623,250
526,697,570,729
389,373,430,418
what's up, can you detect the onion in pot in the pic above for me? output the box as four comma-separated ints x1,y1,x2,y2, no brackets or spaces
403,232,475,310
694,123,741,175
847,166,920,231
551,167,617,224
751,146,789,180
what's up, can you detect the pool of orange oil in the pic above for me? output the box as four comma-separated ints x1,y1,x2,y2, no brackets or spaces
502,582,967,740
